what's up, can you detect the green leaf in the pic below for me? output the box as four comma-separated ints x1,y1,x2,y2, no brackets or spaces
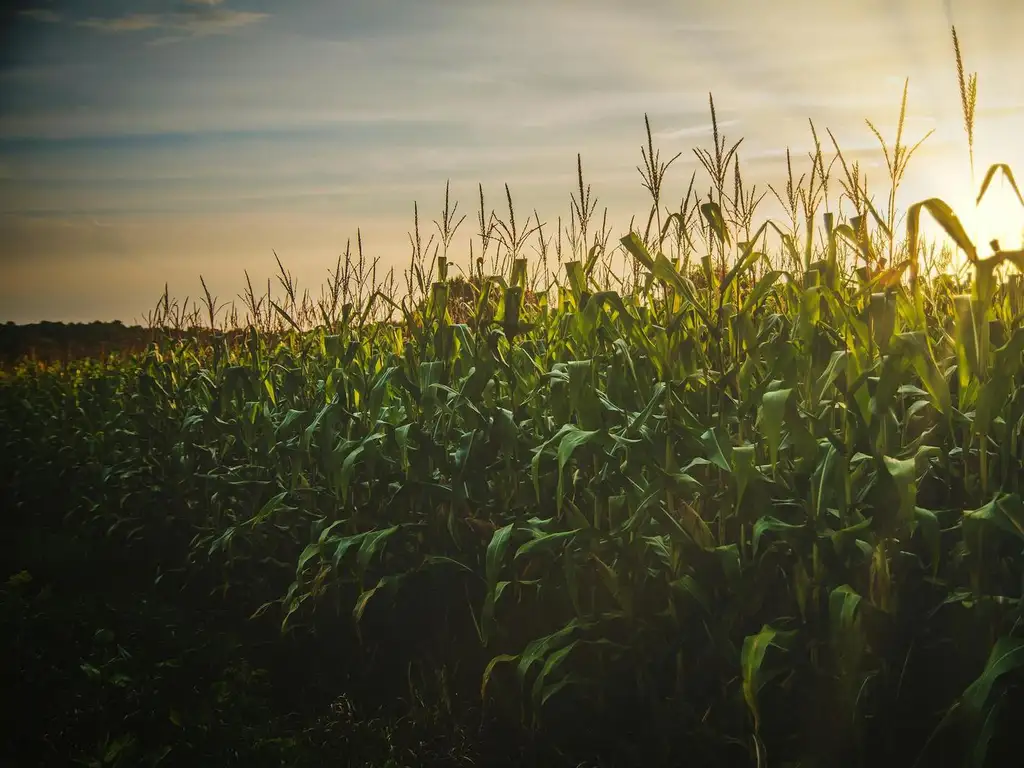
815,351,849,404
829,584,862,640
515,529,580,560
531,640,580,715
620,231,656,272
869,292,896,353
829,517,873,559
481,654,517,702
355,525,400,582
741,625,797,734
883,455,918,524
246,490,289,527
296,543,321,574
742,270,786,315
592,553,631,613
732,445,760,508
556,427,601,474
701,201,731,246
353,573,403,625
752,516,807,556
701,427,732,473
907,197,977,268
486,524,516,588
670,574,711,614
651,252,715,330
556,427,603,511
890,332,951,416
565,261,587,304
759,388,793,469
330,530,371,570
969,693,1004,768
976,329,1024,433
517,621,582,688
625,382,666,438
962,637,1024,717
963,494,1024,547
923,636,1024,768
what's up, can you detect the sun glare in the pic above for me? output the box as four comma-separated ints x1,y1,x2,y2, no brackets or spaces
921,166,1024,275
964,177,1024,254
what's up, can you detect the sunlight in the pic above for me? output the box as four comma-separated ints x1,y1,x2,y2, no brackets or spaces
940,176,1024,276
917,161,1024,275
964,174,1024,254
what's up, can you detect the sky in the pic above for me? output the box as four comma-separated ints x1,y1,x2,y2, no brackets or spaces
1,0,1023,324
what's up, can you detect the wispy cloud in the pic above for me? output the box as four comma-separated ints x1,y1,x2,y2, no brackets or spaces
78,1,268,40
654,120,741,140
79,14,163,33
18,8,62,23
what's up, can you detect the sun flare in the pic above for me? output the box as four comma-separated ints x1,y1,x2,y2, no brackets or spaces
962,177,1024,255
919,164,1024,275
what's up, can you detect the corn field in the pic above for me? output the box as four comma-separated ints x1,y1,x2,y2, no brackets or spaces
3,26,1024,768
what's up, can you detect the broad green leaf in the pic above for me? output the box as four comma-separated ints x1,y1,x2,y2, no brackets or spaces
296,543,321,574
481,654,517,702
962,637,1024,717
759,388,793,469
651,252,715,330
883,455,918,524
556,427,603,511
701,427,732,473
815,350,848,404
741,625,796,734
625,382,666,438
701,201,731,246
515,529,580,560
246,490,289,527
561,428,598,475
829,584,862,640
752,516,806,556
889,332,952,416
869,293,896,353
517,621,582,687
531,640,580,714
732,445,760,509
353,573,403,625
355,525,400,581
486,524,516,587
670,574,711,614
620,231,656,272
963,494,1024,548
906,197,978,268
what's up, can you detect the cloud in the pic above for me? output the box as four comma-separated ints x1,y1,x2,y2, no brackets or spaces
79,14,162,33
654,120,741,140
172,6,269,35
18,8,62,23
77,2,268,40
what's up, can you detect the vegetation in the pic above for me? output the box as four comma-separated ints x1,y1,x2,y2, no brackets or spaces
0,321,154,365
4,25,1024,768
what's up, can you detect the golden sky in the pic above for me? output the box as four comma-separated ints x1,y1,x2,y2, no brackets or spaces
2,0,1022,323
